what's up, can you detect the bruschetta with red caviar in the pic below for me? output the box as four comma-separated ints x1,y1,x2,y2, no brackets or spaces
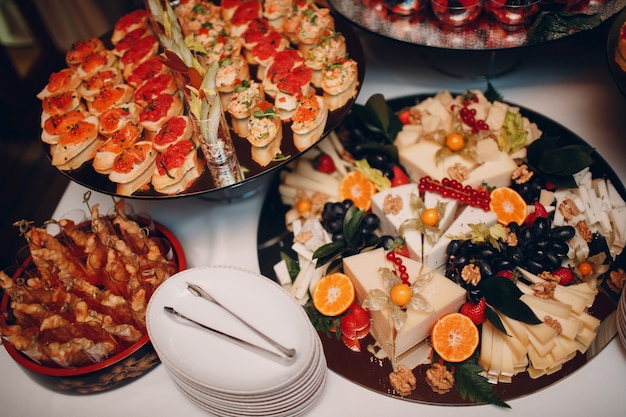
109,140,157,195
125,57,171,89
111,9,152,45
65,37,106,67
290,93,327,151
93,123,143,174
133,73,179,106
78,67,124,100
51,115,102,171
41,90,82,117
138,93,184,132
120,33,160,79
41,109,89,145
152,139,203,194
37,68,82,100
152,115,195,153
98,103,142,137
88,84,135,116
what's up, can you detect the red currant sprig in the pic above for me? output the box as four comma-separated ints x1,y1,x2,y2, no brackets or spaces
386,250,410,285
418,176,491,211
451,100,489,134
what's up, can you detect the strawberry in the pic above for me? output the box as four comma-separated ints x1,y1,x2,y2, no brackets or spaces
460,298,486,325
341,335,362,352
524,201,549,227
390,165,410,187
314,153,335,173
340,303,370,340
495,270,513,279
397,109,411,125
552,267,575,286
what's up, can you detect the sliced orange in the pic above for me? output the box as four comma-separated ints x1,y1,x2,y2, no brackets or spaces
431,312,479,362
339,171,377,211
489,187,527,226
312,272,355,316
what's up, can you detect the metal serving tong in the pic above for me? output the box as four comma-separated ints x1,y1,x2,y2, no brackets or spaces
163,282,296,365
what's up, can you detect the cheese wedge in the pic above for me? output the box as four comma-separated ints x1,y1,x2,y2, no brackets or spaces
343,248,466,369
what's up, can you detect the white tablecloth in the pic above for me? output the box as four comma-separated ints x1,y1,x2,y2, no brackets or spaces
2,23,626,417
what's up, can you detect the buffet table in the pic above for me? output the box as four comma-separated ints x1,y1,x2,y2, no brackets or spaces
2,18,626,417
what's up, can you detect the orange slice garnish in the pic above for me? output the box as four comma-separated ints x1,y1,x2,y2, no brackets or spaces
339,171,377,211
489,187,527,226
312,273,355,317
431,312,479,363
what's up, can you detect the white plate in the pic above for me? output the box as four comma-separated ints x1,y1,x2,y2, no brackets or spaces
147,265,316,394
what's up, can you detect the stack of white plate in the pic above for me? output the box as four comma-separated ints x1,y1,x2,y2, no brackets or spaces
146,266,327,417
617,286,626,348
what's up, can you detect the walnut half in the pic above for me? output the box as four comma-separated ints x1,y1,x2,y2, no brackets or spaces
389,365,417,397
425,363,455,394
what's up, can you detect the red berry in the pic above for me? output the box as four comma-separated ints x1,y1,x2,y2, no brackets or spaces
552,267,575,286
397,109,411,125
524,202,549,227
496,270,514,279
314,153,335,173
339,303,370,340
390,165,410,187
460,298,486,325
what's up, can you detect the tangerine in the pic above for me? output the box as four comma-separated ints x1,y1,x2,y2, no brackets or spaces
421,208,440,227
390,283,412,307
445,133,465,151
312,272,355,316
339,171,377,211
431,312,479,362
489,187,527,226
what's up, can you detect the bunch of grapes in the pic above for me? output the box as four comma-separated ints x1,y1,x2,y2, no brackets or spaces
321,199,380,248
445,217,575,302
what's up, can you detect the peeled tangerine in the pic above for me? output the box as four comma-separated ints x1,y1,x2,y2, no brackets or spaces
431,313,479,363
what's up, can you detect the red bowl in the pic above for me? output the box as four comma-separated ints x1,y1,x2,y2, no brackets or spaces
0,220,186,394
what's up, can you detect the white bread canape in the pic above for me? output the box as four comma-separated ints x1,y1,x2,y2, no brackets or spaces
216,55,250,93
93,123,143,174
111,9,151,45
109,141,157,195
152,140,203,194
296,5,334,47
41,89,82,117
51,115,101,169
88,84,135,116
229,1,263,38
37,68,82,100
41,109,89,145
251,124,283,167
321,57,359,111
65,37,106,68
246,100,282,148
133,73,179,106
302,29,346,72
120,34,160,80
76,50,118,79
126,57,171,88
290,94,328,152
152,115,195,153
78,67,124,101
227,79,265,119
98,103,141,137
138,93,184,132
274,65,314,120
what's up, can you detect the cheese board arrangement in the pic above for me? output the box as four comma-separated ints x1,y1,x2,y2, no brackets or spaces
257,89,625,406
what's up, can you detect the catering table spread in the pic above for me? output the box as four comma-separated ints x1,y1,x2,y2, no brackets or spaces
2,21,626,417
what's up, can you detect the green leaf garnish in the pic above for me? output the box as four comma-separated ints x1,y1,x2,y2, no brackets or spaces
351,93,402,143
354,159,391,191
479,276,542,324
526,136,595,188
454,360,511,408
